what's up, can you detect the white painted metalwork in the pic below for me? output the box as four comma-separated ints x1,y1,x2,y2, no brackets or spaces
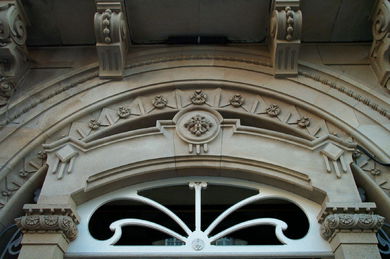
67,177,332,258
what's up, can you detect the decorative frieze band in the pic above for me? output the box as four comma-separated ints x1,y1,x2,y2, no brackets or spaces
15,205,79,242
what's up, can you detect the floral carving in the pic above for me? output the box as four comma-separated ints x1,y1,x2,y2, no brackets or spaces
320,213,384,240
152,95,168,109
88,119,101,130
101,9,112,43
230,94,245,107
117,106,131,118
190,90,207,105
285,6,295,41
16,214,78,241
184,114,213,136
266,104,281,117
297,116,310,128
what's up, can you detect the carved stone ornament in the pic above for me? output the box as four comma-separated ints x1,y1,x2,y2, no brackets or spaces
0,1,29,106
117,106,130,118
297,116,310,128
94,1,129,78
184,114,213,136
266,104,281,117
320,213,384,241
190,90,207,105
175,108,222,154
320,143,348,178
371,0,390,88
229,94,245,107
88,119,101,130
269,0,301,76
15,205,79,242
50,145,78,180
152,95,168,109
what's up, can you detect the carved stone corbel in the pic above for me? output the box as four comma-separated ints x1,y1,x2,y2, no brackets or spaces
94,0,129,79
318,203,384,241
15,204,80,242
371,0,390,89
0,0,29,106
269,0,302,76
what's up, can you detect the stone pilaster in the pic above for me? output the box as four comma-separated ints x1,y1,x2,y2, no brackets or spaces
318,203,384,259
94,0,129,79
0,0,29,106
269,0,302,77
15,204,79,259
371,0,390,89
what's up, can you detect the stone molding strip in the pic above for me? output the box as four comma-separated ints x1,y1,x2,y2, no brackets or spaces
320,213,384,241
299,70,390,120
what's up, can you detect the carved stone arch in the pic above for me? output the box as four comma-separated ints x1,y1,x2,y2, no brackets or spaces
0,47,388,258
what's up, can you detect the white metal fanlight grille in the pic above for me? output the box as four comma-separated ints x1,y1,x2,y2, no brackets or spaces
66,177,332,258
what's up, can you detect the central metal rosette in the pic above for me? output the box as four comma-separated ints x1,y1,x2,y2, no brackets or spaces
184,114,213,136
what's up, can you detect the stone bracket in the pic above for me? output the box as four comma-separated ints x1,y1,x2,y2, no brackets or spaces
15,204,80,242
318,203,384,242
269,0,302,77
94,0,129,79
371,0,390,89
0,0,29,106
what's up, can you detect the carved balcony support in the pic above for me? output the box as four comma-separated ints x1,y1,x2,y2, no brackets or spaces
94,0,129,79
371,0,390,89
0,0,28,106
16,204,79,259
318,203,384,259
269,0,302,77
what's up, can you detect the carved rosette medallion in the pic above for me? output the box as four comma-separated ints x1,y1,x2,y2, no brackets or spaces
184,115,213,136
266,104,281,117
117,106,131,118
190,90,207,105
152,95,168,109
230,94,245,107
320,213,384,241
175,108,222,154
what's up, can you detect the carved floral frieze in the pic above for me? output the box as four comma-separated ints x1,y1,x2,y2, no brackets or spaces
15,205,79,241
320,213,384,241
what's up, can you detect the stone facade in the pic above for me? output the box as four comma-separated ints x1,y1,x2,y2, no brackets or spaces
0,0,389,258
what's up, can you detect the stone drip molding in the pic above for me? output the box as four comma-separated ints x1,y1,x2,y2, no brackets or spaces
15,204,79,242
0,68,99,125
318,203,384,241
298,70,390,120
